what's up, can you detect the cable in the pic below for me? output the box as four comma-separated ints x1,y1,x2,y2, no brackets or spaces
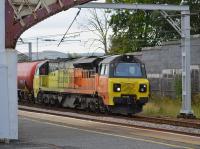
57,9,81,47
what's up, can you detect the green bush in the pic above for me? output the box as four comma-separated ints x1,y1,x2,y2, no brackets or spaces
174,75,182,99
192,94,200,118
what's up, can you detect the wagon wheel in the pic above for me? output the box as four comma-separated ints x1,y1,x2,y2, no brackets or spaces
18,91,22,102
24,93,29,102
28,93,34,103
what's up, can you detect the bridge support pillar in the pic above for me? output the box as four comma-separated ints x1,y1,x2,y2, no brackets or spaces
0,50,18,141
0,0,18,140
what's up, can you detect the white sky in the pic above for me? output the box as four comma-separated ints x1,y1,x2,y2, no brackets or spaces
16,1,112,55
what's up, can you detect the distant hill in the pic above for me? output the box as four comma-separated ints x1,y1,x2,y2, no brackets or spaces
31,51,69,60
17,50,104,62
17,51,29,62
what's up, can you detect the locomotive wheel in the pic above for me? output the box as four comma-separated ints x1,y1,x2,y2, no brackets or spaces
50,97,56,106
98,98,108,113
99,101,106,113
88,101,96,112
43,96,50,105
56,97,62,108
36,92,43,104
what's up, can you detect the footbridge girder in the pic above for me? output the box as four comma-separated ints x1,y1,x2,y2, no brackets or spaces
6,0,92,48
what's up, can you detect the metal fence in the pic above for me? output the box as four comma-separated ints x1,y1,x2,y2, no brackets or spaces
148,67,200,98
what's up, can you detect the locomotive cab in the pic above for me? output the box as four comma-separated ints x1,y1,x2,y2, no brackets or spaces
33,61,49,98
98,55,149,114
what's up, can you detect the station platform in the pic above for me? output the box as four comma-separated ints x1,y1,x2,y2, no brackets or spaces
0,111,200,149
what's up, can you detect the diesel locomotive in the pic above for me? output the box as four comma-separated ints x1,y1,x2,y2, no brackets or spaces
17,55,150,115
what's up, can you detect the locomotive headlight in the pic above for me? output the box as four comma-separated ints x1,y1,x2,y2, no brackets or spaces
116,87,121,92
113,83,121,92
139,84,147,92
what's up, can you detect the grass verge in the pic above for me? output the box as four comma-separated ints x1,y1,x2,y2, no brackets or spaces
141,94,200,118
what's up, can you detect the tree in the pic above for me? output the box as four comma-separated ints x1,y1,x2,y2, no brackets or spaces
81,9,111,54
186,0,200,35
108,0,200,54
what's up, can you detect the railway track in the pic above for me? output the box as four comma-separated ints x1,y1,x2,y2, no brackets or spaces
132,115,200,129
18,103,200,137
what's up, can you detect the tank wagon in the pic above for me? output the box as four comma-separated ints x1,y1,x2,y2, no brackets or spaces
17,55,150,115
17,61,42,101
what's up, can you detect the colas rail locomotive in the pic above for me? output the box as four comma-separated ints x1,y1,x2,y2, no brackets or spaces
17,55,150,115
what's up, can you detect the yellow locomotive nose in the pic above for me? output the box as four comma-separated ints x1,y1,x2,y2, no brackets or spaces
108,78,149,106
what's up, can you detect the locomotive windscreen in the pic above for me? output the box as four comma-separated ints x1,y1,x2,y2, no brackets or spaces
113,63,143,77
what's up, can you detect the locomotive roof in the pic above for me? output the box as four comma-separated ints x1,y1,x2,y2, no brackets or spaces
73,56,103,69
100,55,119,64
100,55,142,64
73,57,97,64
49,57,76,63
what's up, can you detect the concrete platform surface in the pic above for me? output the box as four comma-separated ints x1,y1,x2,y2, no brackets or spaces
0,111,200,149
0,141,57,149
